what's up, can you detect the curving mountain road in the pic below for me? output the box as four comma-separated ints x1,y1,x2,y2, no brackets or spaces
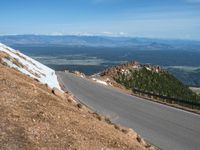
57,71,200,150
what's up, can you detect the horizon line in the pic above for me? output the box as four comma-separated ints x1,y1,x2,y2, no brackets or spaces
0,34,200,42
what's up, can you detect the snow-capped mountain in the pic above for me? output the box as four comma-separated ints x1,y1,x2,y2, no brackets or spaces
0,43,61,90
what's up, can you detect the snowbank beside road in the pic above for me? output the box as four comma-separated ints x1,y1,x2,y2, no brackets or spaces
0,43,61,90
92,78,108,86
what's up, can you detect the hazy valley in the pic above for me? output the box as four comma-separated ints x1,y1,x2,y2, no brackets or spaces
3,35,199,87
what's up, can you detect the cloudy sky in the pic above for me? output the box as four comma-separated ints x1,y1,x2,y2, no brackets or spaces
0,0,200,40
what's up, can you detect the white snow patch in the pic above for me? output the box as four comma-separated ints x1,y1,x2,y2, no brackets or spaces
0,43,61,90
145,67,151,71
121,69,130,75
80,74,85,78
92,78,108,86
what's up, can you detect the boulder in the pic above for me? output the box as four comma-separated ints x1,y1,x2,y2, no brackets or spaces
136,135,146,146
126,128,138,139
64,70,69,73
52,88,65,99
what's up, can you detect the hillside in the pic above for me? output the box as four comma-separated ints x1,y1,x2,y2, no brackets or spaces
0,44,151,149
101,61,200,108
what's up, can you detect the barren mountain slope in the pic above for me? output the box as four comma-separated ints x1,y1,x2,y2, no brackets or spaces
0,62,149,150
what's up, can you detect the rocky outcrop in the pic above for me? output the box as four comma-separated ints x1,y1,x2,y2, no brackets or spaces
101,61,162,77
73,71,86,78
52,87,66,99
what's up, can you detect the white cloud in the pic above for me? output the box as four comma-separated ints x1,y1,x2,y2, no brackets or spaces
119,32,127,36
100,31,128,37
102,31,114,35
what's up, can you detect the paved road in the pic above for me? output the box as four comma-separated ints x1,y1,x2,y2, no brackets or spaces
57,71,200,150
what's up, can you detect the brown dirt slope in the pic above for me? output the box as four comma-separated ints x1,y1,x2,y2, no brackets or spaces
0,63,148,149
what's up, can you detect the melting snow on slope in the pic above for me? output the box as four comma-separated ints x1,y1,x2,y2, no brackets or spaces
0,43,61,90
92,78,108,86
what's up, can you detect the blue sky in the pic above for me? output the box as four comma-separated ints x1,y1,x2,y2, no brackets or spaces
0,0,200,40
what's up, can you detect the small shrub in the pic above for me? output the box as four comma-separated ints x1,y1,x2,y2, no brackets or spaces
12,58,24,68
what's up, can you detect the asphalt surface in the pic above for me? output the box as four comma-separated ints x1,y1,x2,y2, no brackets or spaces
57,71,200,150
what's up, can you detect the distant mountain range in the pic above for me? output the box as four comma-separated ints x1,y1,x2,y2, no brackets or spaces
0,35,200,50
